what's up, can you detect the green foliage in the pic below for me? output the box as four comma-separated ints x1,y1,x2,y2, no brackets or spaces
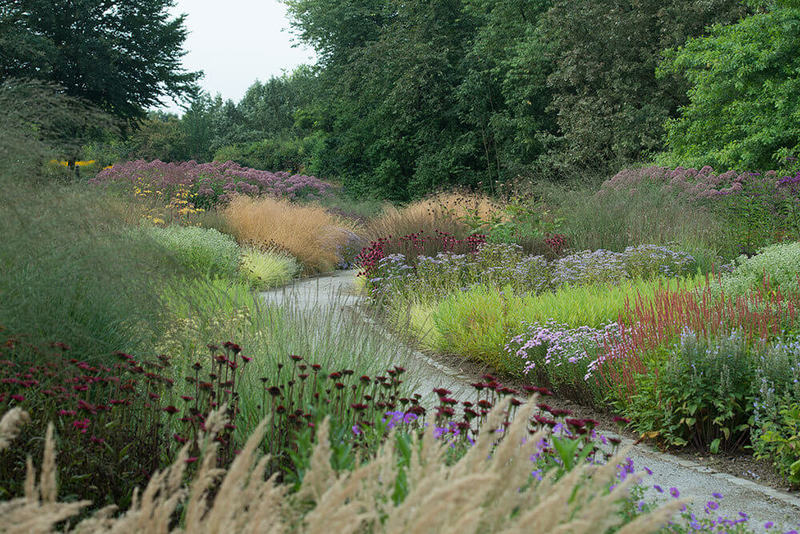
620,331,755,452
659,6,800,171
750,338,800,484
756,403,800,485
239,248,300,290
722,242,800,296
0,183,175,363
141,224,241,280
0,0,201,121
214,137,312,173
539,0,746,174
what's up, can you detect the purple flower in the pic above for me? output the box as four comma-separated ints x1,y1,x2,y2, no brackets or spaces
653,484,663,493
669,487,680,498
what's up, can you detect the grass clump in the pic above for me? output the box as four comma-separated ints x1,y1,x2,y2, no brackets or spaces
239,248,300,290
364,191,486,242
0,184,176,363
141,224,241,279
223,195,352,274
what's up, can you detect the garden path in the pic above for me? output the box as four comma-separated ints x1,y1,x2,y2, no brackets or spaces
261,270,800,531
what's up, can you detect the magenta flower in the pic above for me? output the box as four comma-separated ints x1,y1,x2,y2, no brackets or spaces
72,418,90,434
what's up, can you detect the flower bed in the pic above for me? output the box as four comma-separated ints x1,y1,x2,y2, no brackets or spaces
90,159,334,209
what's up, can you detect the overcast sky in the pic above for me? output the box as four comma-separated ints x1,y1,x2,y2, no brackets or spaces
161,0,316,113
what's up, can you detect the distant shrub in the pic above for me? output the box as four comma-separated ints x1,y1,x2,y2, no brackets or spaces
239,248,299,290
142,224,240,279
213,136,312,174
722,242,800,297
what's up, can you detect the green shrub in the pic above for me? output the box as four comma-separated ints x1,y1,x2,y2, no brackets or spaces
722,242,800,297
239,248,299,290
142,224,241,279
620,331,755,453
751,339,800,485
756,403,800,486
213,136,311,173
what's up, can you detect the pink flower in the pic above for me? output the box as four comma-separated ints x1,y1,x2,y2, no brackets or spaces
72,418,90,433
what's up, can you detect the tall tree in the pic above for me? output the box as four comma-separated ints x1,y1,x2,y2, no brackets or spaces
659,1,800,171
0,0,201,121
539,0,746,174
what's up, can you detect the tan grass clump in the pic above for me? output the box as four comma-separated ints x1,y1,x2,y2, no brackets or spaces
366,191,504,242
1,397,684,533
223,195,353,274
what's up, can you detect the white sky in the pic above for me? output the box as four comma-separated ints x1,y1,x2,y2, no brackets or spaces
160,0,316,113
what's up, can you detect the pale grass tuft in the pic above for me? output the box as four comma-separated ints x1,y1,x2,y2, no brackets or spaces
2,399,681,533
223,195,353,274
0,408,30,451
366,191,504,242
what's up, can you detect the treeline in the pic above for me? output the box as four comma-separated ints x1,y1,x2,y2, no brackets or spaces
99,0,800,200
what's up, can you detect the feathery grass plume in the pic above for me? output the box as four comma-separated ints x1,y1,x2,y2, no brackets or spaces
223,195,353,274
0,408,30,452
365,191,502,243
0,422,90,534
1,396,680,533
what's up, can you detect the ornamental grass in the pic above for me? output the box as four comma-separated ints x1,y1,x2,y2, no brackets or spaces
222,195,353,274
0,397,682,533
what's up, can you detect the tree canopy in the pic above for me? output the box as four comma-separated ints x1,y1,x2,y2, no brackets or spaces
659,3,800,170
0,0,201,121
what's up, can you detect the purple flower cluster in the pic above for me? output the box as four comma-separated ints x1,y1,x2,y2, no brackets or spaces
365,242,695,300
90,159,333,207
551,245,696,287
506,320,620,381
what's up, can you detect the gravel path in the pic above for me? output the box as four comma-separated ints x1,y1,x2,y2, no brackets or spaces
262,270,800,531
